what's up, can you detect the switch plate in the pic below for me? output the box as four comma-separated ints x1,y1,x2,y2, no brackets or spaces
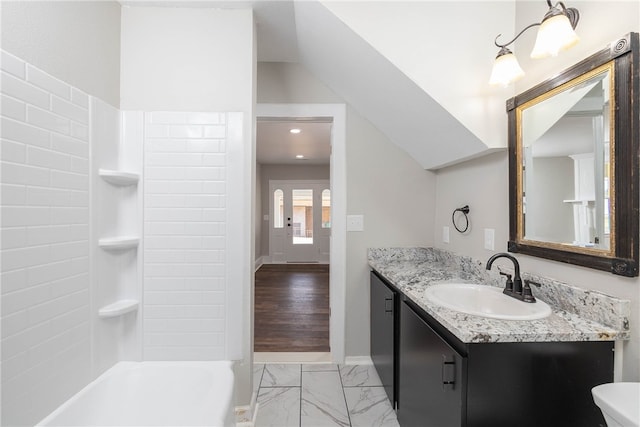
442,226,450,244
347,215,364,232
263,214,269,221
484,228,495,250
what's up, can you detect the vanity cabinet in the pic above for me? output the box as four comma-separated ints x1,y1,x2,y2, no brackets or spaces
370,271,615,427
370,272,398,407
398,300,465,427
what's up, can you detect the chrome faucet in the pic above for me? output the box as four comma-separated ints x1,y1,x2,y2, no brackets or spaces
486,253,537,303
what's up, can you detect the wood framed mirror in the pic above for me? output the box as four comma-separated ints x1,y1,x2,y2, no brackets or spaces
507,32,639,276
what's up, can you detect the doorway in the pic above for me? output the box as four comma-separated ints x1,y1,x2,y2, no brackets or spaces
254,103,346,362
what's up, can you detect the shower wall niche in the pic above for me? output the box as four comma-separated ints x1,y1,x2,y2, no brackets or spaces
91,101,143,374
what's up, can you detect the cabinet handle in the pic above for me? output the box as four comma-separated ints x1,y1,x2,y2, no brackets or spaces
442,355,456,390
384,297,393,313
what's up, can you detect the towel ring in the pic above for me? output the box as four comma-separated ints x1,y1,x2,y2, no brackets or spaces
452,205,470,233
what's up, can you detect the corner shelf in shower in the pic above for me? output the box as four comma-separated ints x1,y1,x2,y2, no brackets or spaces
98,236,140,251
99,169,140,186
98,299,139,318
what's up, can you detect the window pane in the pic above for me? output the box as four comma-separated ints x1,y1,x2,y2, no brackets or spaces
292,189,313,244
322,189,331,228
274,189,283,228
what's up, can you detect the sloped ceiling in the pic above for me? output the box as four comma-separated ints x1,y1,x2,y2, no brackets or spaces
294,1,494,170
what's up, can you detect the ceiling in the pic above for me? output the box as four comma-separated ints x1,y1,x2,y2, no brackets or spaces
256,120,332,165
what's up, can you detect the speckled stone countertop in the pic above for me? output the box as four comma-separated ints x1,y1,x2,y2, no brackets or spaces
368,247,631,344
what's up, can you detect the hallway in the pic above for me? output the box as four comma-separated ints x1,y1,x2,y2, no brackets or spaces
254,264,330,352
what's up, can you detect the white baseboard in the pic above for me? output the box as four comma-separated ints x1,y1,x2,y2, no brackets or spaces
254,256,264,272
235,391,259,427
344,356,373,365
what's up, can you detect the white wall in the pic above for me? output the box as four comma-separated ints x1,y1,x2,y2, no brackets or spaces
258,164,330,258
434,0,640,380
0,1,121,107
120,6,252,113
257,61,436,358
1,52,93,426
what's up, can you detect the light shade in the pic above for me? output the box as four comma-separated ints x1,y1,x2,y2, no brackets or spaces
530,13,580,59
489,49,525,87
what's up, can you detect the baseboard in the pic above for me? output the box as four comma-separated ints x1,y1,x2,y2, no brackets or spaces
254,256,264,272
235,391,259,427
254,352,331,364
344,356,373,365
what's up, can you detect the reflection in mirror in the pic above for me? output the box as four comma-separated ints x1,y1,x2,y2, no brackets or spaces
519,64,613,253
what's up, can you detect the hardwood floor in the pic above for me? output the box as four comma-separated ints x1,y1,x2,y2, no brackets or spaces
254,264,330,352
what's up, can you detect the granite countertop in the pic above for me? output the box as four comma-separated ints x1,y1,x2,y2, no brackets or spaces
368,248,631,344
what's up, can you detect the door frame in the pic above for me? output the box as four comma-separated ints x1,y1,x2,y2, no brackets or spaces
256,103,346,363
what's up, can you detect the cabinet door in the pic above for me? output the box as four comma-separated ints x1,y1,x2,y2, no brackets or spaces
370,272,396,406
398,301,465,427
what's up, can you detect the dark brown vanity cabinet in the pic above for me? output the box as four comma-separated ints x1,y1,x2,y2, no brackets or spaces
370,271,615,427
370,272,397,407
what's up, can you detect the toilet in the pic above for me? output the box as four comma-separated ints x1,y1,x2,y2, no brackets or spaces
592,382,640,427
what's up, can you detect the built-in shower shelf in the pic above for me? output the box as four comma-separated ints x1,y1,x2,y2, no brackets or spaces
99,169,139,186
98,236,140,250
98,300,139,318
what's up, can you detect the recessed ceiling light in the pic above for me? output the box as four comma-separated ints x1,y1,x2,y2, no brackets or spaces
296,154,304,159
290,128,301,134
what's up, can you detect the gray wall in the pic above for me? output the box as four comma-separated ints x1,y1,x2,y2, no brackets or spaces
257,62,436,357
1,1,122,107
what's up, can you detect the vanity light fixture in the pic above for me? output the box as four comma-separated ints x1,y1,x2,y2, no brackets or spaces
290,128,301,134
489,0,580,86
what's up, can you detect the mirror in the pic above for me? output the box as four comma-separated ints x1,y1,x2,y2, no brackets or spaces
507,33,639,276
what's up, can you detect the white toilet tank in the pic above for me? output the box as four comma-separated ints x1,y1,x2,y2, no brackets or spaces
592,382,640,427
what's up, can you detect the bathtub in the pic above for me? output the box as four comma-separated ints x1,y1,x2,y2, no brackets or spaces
37,361,235,427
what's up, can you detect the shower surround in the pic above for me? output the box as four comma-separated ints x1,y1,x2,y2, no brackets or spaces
0,51,242,426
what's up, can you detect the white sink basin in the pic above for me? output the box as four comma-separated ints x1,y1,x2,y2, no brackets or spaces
424,283,552,320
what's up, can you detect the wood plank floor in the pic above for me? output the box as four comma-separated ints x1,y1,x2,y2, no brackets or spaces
254,264,330,352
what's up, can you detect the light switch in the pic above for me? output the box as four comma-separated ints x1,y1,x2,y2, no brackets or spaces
347,215,364,232
484,228,495,250
263,214,269,221
442,226,450,244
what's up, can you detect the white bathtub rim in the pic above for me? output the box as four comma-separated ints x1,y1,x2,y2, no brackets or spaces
36,360,235,427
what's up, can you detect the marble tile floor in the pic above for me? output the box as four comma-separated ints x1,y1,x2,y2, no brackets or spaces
254,363,400,427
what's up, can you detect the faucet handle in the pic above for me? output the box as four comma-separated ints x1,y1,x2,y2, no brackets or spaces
522,279,540,303
524,279,541,288
499,271,512,280
499,271,513,292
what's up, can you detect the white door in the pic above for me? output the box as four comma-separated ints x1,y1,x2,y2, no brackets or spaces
270,180,331,263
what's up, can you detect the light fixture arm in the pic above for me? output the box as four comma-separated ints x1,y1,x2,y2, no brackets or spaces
494,23,541,49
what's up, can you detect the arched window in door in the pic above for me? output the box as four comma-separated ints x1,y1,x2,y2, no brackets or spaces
273,189,284,228
322,189,331,228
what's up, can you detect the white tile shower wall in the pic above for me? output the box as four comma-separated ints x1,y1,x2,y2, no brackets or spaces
143,112,227,360
1,50,92,426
